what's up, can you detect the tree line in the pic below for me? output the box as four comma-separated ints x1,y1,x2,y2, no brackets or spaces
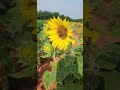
37,10,82,22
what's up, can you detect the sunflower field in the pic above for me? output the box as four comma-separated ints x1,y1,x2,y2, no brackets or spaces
37,17,83,90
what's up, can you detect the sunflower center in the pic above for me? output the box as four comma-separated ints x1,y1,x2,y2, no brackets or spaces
58,26,67,39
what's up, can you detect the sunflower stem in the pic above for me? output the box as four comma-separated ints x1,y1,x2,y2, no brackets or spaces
53,48,56,62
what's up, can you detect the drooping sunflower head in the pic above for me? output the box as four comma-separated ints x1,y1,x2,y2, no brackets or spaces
44,17,75,50
43,43,53,53
19,43,36,64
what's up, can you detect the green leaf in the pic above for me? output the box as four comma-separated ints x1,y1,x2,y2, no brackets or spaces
58,73,83,90
103,44,120,54
9,65,36,78
58,84,83,90
0,2,6,10
111,22,120,37
64,56,71,67
95,44,120,69
76,55,83,76
95,52,119,69
0,51,14,72
56,50,64,56
43,70,56,90
40,53,51,58
70,64,81,79
57,65,71,82
52,62,58,72
38,30,47,41
99,72,120,90
74,45,83,55
74,50,81,55
56,60,71,81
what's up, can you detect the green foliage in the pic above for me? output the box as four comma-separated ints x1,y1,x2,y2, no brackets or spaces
9,65,36,78
37,10,82,22
95,44,120,70
37,20,46,32
43,70,56,90
83,0,120,89
58,74,83,90
43,45,83,90
58,84,83,90
37,10,71,21
0,1,37,89
76,55,83,76
18,43,37,65
99,72,120,90
37,18,83,90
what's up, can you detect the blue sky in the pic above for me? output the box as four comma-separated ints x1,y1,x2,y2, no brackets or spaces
37,0,83,19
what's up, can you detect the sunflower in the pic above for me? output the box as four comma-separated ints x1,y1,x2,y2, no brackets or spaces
43,43,53,53
19,43,36,64
44,17,75,50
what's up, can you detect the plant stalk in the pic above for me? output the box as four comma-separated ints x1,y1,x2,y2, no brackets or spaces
53,48,56,62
